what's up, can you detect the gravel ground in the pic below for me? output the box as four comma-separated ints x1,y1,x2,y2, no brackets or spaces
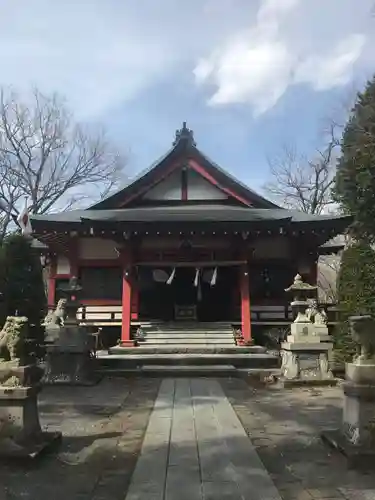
2,376,375,500
222,378,375,500
0,377,160,500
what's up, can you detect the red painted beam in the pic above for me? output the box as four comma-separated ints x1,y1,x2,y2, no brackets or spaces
188,159,252,207
119,160,182,207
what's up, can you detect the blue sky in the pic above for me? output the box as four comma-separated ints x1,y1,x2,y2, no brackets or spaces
0,0,374,195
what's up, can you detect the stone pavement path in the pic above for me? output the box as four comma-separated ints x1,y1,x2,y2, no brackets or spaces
126,378,282,500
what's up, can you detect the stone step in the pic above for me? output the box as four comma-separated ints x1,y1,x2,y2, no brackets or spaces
142,365,237,377
96,366,281,378
108,345,266,355
142,325,234,332
97,365,238,377
99,352,279,369
144,339,235,345
144,335,234,343
143,329,233,337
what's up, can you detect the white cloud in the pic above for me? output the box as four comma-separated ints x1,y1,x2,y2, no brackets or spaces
295,34,366,91
0,0,372,120
194,0,371,115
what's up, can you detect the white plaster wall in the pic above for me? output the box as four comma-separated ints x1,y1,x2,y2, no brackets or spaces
143,170,181,200
187,169,227,200
56,255,70,274
78,238,119,260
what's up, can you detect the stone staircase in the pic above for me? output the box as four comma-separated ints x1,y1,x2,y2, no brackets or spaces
137,322,236,347
98,321,280,377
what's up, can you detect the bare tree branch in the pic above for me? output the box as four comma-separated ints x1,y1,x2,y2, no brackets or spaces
264,135,338,214
0,87,127,236
264,88,357,215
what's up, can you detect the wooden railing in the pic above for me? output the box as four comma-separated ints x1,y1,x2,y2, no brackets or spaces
72,303,340,327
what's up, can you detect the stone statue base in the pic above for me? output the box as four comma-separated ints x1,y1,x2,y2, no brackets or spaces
0,385,61,460
43,345,99,386
322,381,375,468
280,341,336,387
43,325,100,386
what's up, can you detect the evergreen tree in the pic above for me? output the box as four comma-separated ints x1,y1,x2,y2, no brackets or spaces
334,240,375,362
334,76,375,240
2,234,47,356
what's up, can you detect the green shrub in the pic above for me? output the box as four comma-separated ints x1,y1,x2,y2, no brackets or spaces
333,76,375,241
335,240,375,361
2,234,47,357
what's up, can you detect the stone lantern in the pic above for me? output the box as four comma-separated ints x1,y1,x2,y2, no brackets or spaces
285,273,317,324
280,274,334,386
43,276,98,386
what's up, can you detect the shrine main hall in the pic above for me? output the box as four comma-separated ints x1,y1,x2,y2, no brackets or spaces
31,123,349,346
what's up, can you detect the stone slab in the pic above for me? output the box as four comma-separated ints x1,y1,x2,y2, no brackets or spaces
346,363,375,384
281,342,333,351
280,378,338,388
125,378,282,500
108,345,266,355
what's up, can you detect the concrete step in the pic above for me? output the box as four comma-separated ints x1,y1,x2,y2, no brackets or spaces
108,345,266,355
142,365,237,377
97,365,238,377
144,331,234,336
144,339,235,345
143,325,234,332
96,366,282,378
99,352,279,369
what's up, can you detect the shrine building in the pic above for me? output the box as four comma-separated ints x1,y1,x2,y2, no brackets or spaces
31,123,350,346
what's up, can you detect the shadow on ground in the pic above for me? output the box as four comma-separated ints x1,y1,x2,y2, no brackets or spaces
222,377,375,500
0,377,160,500
0,377,374,500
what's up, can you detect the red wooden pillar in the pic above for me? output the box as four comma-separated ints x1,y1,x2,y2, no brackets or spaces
131,284,139,321
48,257,57,308
240,264,251,342
121,250,132,344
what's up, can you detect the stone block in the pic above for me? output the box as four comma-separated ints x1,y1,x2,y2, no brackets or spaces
43,349,99,385
322,382,375,468
313,324,329,338
346,362,375,384
342,382,375,446
0,385,61,459
43,324,99,386
288,321,317,343
280,342,335,386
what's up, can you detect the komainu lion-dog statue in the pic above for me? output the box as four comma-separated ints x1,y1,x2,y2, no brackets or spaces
0,316,29,386
349,315,375,363
42,299,67,327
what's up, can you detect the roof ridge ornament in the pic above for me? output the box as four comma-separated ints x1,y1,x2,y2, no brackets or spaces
173,121,196,147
